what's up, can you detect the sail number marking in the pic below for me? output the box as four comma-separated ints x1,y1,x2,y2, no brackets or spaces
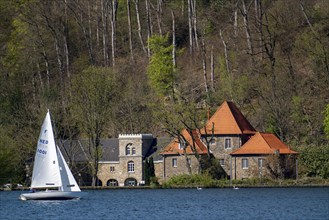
39,139,48,144
37,148,47,155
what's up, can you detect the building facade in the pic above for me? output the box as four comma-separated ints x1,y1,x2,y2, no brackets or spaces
97,134,155,186
157,101,298,181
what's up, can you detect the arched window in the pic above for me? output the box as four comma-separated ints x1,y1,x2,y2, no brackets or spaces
132,147,136,155
128,161,134,172
107,179,118,186
126,143,132,155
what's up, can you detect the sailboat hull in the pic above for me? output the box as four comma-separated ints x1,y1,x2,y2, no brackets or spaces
20,191,82,200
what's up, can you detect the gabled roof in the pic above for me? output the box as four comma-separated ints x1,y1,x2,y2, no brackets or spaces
201,101,256,135
230,132,298,155
161,129,208,155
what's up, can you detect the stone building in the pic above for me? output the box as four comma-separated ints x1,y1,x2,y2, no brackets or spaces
60,134,157,187
230,132,298,179
159,129,209,182
60,101,298,185
97,134,156,186
156,101,298,181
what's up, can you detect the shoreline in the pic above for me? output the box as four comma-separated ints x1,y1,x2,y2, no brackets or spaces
2,183,329,191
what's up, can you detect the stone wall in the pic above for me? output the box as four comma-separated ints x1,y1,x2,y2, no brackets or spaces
208,135,242,176
232,156,265,179
162,155,200,181
97,134,154,186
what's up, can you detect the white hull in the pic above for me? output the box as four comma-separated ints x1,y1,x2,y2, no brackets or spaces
20,191,82,200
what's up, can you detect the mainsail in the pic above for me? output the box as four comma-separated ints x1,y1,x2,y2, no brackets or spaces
31,111,62,188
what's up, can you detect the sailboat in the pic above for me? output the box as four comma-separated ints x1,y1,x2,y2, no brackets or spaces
20,111,83,200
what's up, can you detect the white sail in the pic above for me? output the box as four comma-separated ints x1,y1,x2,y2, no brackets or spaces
31,111,62,188
57,146,81,192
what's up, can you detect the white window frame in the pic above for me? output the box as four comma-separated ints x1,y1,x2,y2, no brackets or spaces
219,159,225,166
224,138,231,149
172,158,177,167
128,161,134,172
242,158,249,169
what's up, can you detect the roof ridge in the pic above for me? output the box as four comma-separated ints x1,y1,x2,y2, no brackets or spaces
227,102,243,134
258,132,274,152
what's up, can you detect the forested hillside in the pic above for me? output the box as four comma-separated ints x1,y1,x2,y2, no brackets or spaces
1,0,328,183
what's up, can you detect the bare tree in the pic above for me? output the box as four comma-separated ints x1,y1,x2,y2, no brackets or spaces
110,0,118,66
133,0,147,54
127,0,134,61
171,10,176,68
240,0,255,64
156,0,163,35
101,0,109,66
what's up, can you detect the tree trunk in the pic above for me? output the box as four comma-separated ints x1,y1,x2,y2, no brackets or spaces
171,10,176,68
134,0,147,54
220,30,231,75
188,0,193,53
101,0,109,66
201,35,208,94
210,45,214,92
156,0,163,35
127,0,134,61
241,0,254,63
192,0,199,50
145,0,152,58
110,0,118,66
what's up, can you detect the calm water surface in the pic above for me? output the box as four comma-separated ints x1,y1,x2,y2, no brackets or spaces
0,188,328,220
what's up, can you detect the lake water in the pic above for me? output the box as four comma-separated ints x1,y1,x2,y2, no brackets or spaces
0,187,328,220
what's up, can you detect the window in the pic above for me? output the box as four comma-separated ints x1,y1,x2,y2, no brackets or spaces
110,166,115,172
225,138,231,149
219,159,225,166
172,158,177,167
128,161,134,172
258,158,264,168
210,138,216,145
126,143,133,155
242,159,249,169
107,179,118,186
132,147,136,155
126,146,130,155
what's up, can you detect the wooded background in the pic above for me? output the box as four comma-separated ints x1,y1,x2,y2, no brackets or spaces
1,0,328,183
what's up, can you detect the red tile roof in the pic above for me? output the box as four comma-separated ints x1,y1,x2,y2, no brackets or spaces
230,132,298,155
201,101,256,135
161,129,208,155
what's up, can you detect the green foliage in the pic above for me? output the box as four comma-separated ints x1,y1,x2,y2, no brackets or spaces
296,145,329,179
71,66,118,186
0,126,25,185
144,157,156,185
200,157,227,180
71,66,117,133
147,34,175,98
163,174,214,188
